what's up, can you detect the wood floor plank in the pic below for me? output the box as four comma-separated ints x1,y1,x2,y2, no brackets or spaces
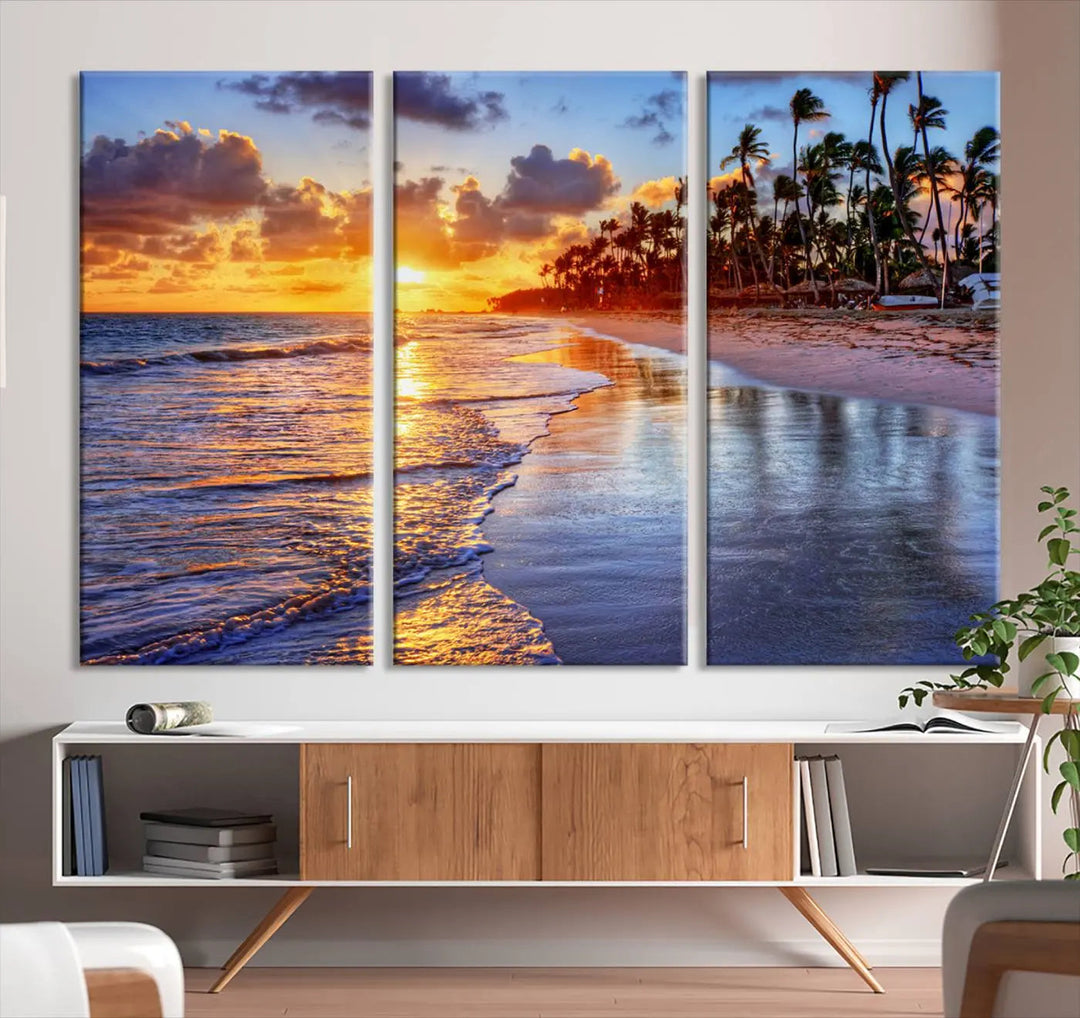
184,967,943,1018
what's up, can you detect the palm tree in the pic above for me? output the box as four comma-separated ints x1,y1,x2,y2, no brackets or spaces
911,76,953,284
953,125,1000,267
789,88,829,301
845,140,881,266
874,71,933,280
721,123,772,286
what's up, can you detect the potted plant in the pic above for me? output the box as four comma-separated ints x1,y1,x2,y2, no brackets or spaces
899,486,1080,879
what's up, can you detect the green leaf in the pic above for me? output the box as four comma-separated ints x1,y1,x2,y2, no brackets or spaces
1055,489,1070,504
913,689,927,706
1051,780,1067,813
1057,651,1079,676
898,695,909,708
1039,524,1058,541
1041,688,1061,713
1039,500,1054,512
1044,728,1064,770
1047,652,1079,676
1048,538,1071,565
1065,871,1080,880
1061,730,1080,757
1061,760,1080,791
1019,633,1049,661
1030,672,1054,695
1066,828,1080,853
1040,485,1056,494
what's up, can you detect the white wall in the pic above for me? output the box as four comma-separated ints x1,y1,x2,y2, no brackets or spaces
1,0,1077,967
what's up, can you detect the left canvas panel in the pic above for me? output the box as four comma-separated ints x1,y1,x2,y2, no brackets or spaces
80,72,374,665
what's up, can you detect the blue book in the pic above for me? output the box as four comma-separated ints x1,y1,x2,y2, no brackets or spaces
87,756,105,876
61,757,74,876
96,757,109,875
73,757,90,876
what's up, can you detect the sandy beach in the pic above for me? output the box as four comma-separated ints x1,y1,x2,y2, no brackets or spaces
563,308,997,417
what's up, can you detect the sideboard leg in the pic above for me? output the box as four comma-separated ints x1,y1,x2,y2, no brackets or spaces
209,887,314,993
778,887,884,993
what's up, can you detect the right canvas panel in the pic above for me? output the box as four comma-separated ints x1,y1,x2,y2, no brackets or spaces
706,71,1000,665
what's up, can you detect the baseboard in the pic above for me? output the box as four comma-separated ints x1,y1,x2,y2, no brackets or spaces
177,937,943,969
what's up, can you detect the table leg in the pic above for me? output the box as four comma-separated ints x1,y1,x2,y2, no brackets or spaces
778,887,884,993
209,887,313,993
984,713,1041,882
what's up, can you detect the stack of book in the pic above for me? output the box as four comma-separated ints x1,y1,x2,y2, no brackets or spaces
796,755,856,878
62,755,108,876
140,808,277,879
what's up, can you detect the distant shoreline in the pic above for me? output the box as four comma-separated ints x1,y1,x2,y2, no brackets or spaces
546,307,997,417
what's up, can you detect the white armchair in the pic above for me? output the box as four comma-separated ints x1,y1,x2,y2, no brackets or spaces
0,921,183,1018
942,881,1080,1018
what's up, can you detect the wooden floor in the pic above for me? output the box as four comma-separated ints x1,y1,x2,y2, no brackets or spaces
184,967,943,1017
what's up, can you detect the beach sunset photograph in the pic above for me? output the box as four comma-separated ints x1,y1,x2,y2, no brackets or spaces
80,71,374,665
706,71,1000,664
393,71,687,665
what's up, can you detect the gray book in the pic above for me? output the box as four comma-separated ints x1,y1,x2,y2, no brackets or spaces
142,821,276,846
824,756,857,877
808,757,838,878
146,840,275,863
142,856,278,879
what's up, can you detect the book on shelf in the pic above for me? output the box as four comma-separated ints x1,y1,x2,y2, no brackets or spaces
797,754,858,879
138,807,272,827
61,756,74,876
824,756,857,877
798,758,821,877
141,821,277,846
146,840,275,863
825,710,1016,735
141,856,278,879
808,757,838,878
87,756,109,876
865,858,1003,878
72,757,89,877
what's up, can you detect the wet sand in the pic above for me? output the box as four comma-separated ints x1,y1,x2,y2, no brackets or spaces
560,308,997,417
482,333,687,665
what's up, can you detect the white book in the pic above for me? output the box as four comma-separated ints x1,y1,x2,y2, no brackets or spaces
824,756,857,877
143,861,278,881
145,840,275,863
825,710,1017,735
142,821,276,846
808,757,838,878
798,758,821,877
142,855,277,876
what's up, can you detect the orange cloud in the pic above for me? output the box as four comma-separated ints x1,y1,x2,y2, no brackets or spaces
630,176,680,209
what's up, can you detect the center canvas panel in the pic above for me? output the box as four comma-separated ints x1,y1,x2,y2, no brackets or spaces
80,71,374,665
393,72,687,665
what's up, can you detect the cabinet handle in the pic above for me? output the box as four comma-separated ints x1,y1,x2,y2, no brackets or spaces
346,775,353,850
742,776,749,849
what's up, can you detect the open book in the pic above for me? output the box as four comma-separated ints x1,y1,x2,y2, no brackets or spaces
825,709,1017,735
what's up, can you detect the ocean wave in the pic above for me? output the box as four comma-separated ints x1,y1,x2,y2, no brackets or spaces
82,335,371,375
82,574,372,666
161,469,374,495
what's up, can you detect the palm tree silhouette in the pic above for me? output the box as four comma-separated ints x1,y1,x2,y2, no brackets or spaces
789,88,829,302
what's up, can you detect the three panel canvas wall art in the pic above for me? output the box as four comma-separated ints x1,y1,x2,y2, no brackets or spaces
79,70,998,667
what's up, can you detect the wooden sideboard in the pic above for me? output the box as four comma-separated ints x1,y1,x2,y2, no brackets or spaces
53,721,1040,996
299,742,792,883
